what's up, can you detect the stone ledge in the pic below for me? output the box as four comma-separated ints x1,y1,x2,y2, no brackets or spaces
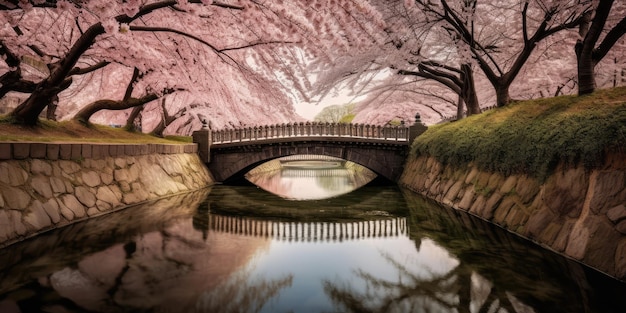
0,142,197,160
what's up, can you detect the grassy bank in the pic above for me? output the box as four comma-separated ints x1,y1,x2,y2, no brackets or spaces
0,117,191,144
413,87,626,180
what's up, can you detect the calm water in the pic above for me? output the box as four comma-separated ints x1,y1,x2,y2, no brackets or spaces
1,185,626,312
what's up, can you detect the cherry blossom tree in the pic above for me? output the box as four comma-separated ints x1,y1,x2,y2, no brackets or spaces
2,0,624,131
405,0,592,107
575,0,626,95
0,0,387,129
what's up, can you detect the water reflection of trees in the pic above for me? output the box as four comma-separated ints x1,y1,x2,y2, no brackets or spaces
397,190,620,313
323,250,533,313
196,271,293,313
324,252,459,312
0,190,292,313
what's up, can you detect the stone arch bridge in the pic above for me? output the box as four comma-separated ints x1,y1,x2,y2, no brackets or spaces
193,121,427,183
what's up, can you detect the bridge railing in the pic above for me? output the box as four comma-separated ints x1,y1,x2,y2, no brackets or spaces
210,122,409,144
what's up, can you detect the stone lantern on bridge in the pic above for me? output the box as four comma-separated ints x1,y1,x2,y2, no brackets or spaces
408,113,428,143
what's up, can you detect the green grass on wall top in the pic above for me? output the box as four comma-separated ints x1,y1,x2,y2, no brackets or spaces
412,87,626,180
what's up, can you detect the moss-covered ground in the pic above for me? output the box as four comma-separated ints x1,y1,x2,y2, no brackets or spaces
413,87,626,180
0,117,191,144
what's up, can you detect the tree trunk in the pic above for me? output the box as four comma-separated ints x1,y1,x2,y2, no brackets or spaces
495,84,511,107
577,53,597,95
11,85,61,125
455,96,464,120
46,96,58,121
125,106,144,131
461,64,480,115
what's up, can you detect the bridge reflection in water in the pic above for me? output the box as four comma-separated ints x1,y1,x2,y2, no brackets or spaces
245,154,378,200
209,214,408,242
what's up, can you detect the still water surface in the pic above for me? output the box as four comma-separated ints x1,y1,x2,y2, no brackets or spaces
1,177,626,312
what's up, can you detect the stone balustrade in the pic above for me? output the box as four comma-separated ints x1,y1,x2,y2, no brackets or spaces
210,122,410,144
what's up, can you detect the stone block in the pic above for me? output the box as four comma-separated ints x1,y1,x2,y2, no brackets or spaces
139,145,149,155
59,144,72,159
591,171,625,214
115,145,125,156
32,176,53,198
86,207,100,217
46,144,60,160
50,176,66,193
457,189,475,211
91,145,102,159
30,143,47,158
1,186,30,210
0,143,11,160
147,144,156,154
608,204,626,224
71,144,82,160
81,144,92,159
12,143,30,159
61,194,86,219
82,171,101,187
24,201,52,230
31,159,52,175
124,145,135,156
75,186,96,208
109,145,118,157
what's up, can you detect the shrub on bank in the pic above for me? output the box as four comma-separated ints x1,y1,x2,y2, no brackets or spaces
412,87,626,180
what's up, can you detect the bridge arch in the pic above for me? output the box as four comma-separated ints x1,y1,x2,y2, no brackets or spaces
207,140,408,183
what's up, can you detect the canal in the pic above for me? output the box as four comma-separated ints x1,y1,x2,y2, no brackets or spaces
1,159,626,312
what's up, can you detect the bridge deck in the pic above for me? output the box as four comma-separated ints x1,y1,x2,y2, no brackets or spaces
211,135,409,148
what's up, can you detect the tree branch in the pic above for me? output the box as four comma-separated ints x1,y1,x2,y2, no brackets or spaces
68,61,110,76
593,13,626,62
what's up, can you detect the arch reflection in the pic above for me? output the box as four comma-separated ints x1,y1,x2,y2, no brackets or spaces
245,154,377,200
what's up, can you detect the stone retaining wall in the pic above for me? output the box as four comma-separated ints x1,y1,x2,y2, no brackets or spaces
0,142,214,248
399,152,626,280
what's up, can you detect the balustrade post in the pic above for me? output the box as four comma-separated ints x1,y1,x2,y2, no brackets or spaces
298,122,304,136
192,118,211,162
253,126,258,140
